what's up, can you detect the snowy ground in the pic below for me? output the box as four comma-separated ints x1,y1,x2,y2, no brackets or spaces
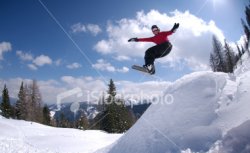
0,117,121,153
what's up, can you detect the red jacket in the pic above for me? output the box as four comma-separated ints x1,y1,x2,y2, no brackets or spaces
138,31,173,45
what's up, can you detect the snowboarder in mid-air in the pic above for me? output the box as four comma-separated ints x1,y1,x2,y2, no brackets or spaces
128,23,179,74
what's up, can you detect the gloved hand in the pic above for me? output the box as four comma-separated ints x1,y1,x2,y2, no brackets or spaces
171,23,179,32
128,38,139,42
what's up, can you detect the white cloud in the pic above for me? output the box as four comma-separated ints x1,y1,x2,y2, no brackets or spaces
0,78,64,104
15,51,54,70
117,67,129,73
71,23,102,36
0,78,30,98
92,59,129,73
93,9,225,71
87,24,102,36
33,55,52,66
28,64,38,70
71,23,86,33
113,55,131,61
54,59,62,66
16,50,33,61
59,76,107,103
66,62,82,69
94,40,113,54
92,59,115,72
0,42,12,60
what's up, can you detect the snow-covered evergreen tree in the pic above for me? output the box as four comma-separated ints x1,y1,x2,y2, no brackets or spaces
97,79,135,133
224,40,236,73
16,82,28,120
1,84,12,118
30,80,43,122
42,104,51,125
210,35,226,72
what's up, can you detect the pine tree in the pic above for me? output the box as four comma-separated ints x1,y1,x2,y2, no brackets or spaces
209,53,217,72
211,35,226,72
242,3,250,55
98,79,115,132
241,19,250,55
224,40,236,73
24,80,43,123
42,104,51,125
58,112,69,128
31,80,42,114
1,84,12,118
30,80,43,122
16,82,28,120
98,79,135,133
107,79,116,104
115,99,135,133
235,44,242,65
76,113,89,130
241,45,246,55
97,92,105,111
25,83,33,121
101,103,116,133
90,112,103,130
245,4,250,27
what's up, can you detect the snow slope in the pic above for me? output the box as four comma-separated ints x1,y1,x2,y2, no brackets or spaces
0,117,121,153
99,54,250,153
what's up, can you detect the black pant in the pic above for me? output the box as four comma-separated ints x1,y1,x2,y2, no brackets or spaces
144,41,172,65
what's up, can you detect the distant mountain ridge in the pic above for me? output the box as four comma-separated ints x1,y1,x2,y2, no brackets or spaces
49,101,151,122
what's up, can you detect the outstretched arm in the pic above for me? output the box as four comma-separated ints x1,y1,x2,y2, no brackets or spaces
137,37,154,42
128,37,154,42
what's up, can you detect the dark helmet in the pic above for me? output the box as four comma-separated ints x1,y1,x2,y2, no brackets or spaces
151,25,159,30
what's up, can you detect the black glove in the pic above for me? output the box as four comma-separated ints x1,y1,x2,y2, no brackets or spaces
128,38,139,42
171,23,179,32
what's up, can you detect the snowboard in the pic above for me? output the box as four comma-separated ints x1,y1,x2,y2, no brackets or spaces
132,65,152,75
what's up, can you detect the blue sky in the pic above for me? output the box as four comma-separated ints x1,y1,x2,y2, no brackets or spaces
0,0,248,103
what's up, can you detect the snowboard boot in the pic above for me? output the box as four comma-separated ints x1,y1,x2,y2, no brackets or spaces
143,64,155,74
